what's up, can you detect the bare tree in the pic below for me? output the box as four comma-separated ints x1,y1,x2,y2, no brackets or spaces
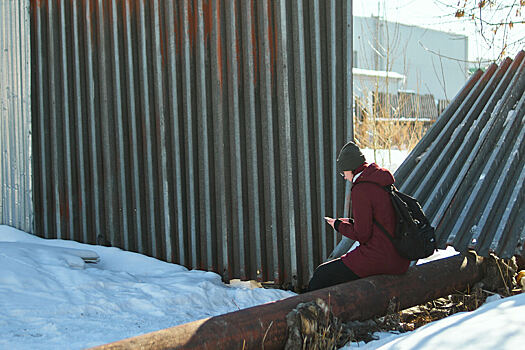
446,0,525,60
353,16,429,156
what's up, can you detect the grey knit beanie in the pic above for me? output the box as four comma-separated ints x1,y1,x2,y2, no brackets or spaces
336,141,366,173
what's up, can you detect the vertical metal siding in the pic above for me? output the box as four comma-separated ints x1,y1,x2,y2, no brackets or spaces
309,0,327,263
291,0,314,282
30,0,353,289
240,0,262,281
0,0,33,233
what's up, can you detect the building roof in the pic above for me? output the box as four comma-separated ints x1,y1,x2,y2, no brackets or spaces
394,51,525,259
353,68,406,81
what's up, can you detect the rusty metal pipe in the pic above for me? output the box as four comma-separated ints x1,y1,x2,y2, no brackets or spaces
93,254,484,350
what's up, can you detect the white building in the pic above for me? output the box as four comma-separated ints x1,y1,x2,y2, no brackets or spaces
353,16,469,101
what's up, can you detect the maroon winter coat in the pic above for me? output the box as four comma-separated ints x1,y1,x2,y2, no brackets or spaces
338,163,410,277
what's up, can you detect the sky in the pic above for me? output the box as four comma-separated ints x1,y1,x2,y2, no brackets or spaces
353,0,525,63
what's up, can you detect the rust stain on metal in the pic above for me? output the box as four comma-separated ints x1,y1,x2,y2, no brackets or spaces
85,0,96,43
215,0,223,88
59,193,69,222
177,0,211,53
202,0,212,43
233,0,241,74
157,1,166,67
251,0,258,85
122,0,131,46
182,0,214,51
185,0,196,49
267,0,276,82
125,0,135,17
173,1,181,55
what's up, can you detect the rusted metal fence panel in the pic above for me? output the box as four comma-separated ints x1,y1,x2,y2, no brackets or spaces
0,0,33,233
395,52,525,259
30,0,353,288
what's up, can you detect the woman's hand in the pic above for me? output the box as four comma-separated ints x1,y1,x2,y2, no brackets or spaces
324,216,336,228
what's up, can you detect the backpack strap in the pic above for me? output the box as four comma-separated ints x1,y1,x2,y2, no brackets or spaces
351,181,396,240
371,217,396,241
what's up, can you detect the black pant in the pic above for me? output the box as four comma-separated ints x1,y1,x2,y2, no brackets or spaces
307,258,360,291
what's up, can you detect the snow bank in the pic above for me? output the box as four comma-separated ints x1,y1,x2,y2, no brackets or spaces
0,225,295,349
342,292,525,349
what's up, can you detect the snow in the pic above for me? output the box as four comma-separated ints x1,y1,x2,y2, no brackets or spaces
362,148,409,174
353,68,406,80
339,245,525,349
415,245,459,265
1,225,524,349
341,293,525,350
0,225,295,349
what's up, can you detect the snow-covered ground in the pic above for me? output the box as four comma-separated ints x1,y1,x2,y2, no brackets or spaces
2,225,524,350
2,149,524,349
343,293,525,350
362,148,408,173
0,225,295,349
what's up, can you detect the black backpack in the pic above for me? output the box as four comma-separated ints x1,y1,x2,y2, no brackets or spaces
353,182,437,260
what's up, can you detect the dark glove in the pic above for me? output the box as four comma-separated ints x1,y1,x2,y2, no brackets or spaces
334,219,342,232
334,218,354,231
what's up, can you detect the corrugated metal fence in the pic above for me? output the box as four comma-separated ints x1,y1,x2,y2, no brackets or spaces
0,0,33,233
29,0,353,288
396,52,525,258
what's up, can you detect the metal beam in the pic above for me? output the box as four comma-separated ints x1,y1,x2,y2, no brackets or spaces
93,253,484,350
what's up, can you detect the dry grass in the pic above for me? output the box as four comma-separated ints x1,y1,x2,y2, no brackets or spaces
354,93,435,151
397,289,488,332
288,254,524,347
354,118,430,151
284,298,348,350
343,254,523,343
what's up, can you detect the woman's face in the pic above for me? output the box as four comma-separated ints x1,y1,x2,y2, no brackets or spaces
341,170,354,182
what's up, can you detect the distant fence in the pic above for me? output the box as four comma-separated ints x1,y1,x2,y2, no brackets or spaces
0,0,33,233
353,92,444,149
355,91,446,121
28,0,354,289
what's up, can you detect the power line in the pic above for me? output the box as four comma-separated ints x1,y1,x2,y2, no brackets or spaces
418,41,495,64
